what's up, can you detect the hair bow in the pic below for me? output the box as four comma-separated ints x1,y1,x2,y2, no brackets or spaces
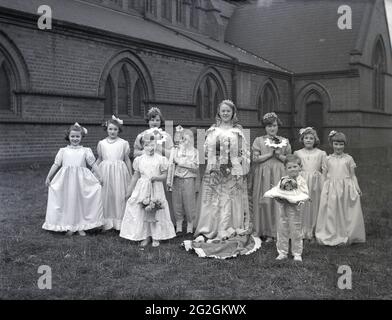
112,115,123,125
328,130,337,138
74,122,88,134
299,127,313,136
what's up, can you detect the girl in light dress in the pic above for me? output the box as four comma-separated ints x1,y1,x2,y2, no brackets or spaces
315,131,366,246
293,127,327,241
96,116,132,231
43,123,104,236
252,112,291,242
120,132,176,247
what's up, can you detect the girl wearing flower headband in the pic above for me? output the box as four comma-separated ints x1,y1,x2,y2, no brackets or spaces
43,123,104,236
96,115,132,231
293,127,327,241
252,112,292,242
120,131,175,247
315,130,365,246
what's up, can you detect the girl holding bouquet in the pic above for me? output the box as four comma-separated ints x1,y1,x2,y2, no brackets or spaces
120,132,176,247
252,112,291,242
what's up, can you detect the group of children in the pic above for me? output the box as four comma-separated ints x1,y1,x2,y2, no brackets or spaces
43,109,366,260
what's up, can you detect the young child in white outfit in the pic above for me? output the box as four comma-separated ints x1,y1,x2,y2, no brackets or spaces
272,154,309,262
120,132,176,247
43,123,104,236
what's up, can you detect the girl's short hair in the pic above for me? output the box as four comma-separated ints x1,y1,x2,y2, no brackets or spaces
328,130,347,145
262,112,282,127
145,107,164,126
65,124,86,141
299,127,320,147
284,154,302,167
103,118,123,133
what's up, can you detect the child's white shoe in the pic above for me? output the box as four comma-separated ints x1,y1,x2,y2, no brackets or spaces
265,237,274,243
194,235,205,243
276,253,288,260
66,230,74,236
152,240,160,247
78,230,86,236
140,238,150,247
293,255,302,262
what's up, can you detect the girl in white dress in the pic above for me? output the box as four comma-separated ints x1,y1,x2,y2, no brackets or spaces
294,127,327,240
43,123,104,236
120,132,176,247
96,116,132,231
315,131,365,246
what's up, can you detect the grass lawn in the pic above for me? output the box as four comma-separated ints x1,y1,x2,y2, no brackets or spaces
1,163,391,300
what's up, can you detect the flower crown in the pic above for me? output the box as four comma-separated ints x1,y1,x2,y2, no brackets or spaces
147,107,161,115
221,99,234,106
299,127,314,136
328,130,337,138
73,122,88,135
263,112,278,122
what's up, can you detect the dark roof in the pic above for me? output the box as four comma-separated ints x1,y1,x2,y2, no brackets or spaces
225,0,375,73
172,29,290,72
0,0,227,59
0,0,286,72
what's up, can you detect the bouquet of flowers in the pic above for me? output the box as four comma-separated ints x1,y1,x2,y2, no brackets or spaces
213,137,232,177
264,176,309,204
279,177,298,191
139,182,163,222
264,136,288,149
144,127,167,145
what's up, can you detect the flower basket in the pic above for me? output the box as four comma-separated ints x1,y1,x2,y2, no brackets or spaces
139,182,163,223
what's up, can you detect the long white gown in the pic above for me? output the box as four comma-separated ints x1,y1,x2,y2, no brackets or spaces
120,153,176,241
43,146,104,232
97,138,132,230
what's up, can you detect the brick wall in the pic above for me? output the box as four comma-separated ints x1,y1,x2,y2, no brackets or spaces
0,16,292,166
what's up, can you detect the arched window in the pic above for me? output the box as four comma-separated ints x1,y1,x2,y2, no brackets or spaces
162,0,172,21
190,0,199,29
117,66,129,115
257,82,278,121
372,38,386,110
146,0,157,16
104,75,114,116
132,78,143,117
0,63,11,111
176,0,185,24
196,88,202,119
305,91,324,144
104,62,146,117
195,74,223,119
